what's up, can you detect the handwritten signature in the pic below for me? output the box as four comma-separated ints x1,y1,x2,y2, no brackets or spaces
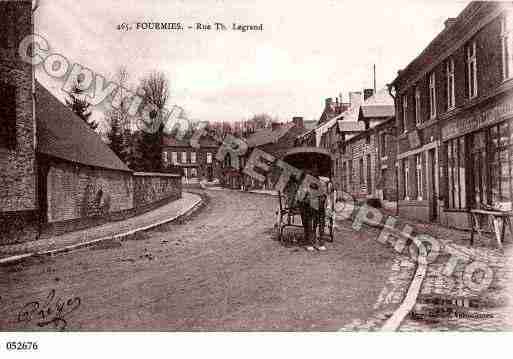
17,289,81,330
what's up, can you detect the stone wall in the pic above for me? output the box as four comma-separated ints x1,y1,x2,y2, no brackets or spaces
133,172,182,209
0,1,37,213
47,161,134,223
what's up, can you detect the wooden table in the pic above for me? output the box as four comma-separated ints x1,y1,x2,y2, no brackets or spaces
469,209,513,249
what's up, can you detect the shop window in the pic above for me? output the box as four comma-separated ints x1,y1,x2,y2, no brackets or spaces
447,137,467,209
0,84,17,149
471,131,488,207
489,122,512,209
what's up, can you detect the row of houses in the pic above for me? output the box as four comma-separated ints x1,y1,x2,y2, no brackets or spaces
315,1,513,230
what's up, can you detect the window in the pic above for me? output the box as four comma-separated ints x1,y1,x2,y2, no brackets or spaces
181,151,187,163
403,158,410,200
429,72,437,119
467,41,477,98
162,151,168,166
206,152,213,164
381,169,388,200
191,152,197,163
415,153,424,200
342,162,347,191
366,154,372,194
380,132,387,158
0,84,17,149
171,151,178,164
447,137,467,209
402,95,408,132
415,87,421,126
359,158,364,184
446,59,455,110
501,15,513,80
348,160,353,187
489,122,512,209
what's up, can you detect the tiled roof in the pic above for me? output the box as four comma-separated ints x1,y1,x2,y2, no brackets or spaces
359,88,395,119
361,105,395,118
337,121,366,132
163,133,220,148
36,82,131,172
246,122,296,147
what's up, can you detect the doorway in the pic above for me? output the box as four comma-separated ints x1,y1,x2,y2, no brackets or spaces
429,149,438,221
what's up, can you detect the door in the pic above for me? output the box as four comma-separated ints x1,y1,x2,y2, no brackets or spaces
429,149,438,221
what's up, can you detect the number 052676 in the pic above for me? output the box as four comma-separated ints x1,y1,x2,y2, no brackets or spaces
5,341,39,350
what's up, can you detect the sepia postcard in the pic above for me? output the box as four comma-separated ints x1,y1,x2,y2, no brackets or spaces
1,0,513,356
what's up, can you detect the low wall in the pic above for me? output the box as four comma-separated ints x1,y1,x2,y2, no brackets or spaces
0,211,39,245
133,172,182,210
36,164,182,239
47,162,134,223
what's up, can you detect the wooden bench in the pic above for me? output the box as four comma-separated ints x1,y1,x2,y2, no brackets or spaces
469,209,513,249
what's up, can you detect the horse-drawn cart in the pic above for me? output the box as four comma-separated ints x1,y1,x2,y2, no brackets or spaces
276,147,336,246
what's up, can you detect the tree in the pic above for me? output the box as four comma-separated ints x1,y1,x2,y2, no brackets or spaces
138,71,170,171
65,78,97,130
105,67,131,162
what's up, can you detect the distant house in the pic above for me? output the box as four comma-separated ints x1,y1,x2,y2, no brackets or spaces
335,88,396,203
223,117,308,190
162,133,222,182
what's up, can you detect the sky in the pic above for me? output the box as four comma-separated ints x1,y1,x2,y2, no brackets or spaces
33,0,471,124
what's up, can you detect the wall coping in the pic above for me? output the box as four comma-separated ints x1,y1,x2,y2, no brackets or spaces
133,172,181,178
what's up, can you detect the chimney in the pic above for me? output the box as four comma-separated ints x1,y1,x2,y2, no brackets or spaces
292,116,304,128
349,91,363,108
325,97,334,111
364,88,375,101
444,18,457,29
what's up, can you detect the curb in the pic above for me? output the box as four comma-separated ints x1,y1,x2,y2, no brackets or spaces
0,193,203,266
381,261,427,331
343,210,429,331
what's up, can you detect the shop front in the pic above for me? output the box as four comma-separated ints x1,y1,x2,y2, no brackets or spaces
440,93,513,229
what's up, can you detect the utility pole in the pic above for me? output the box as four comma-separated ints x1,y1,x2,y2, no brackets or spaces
373,64,376,93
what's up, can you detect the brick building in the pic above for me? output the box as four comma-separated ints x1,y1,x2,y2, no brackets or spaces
0,0,38,242
162,133,222,182
334,88,396,204
390,1,513,227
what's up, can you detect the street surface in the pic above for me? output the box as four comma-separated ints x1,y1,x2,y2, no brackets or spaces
0,190,397,331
